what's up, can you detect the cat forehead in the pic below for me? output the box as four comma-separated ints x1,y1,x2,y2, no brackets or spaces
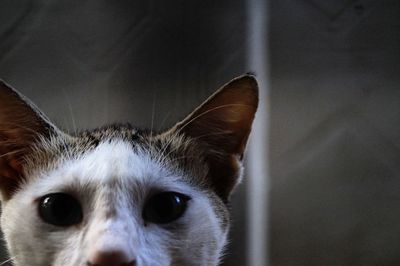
69,140,166,183
31,140,190,193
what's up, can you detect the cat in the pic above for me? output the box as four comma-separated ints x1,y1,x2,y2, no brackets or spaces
0,75,258,266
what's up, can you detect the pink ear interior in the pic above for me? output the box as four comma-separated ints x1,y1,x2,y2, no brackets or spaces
0,81,54,200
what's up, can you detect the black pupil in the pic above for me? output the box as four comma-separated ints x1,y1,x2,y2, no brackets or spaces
39,193,83,226
143,192,190,224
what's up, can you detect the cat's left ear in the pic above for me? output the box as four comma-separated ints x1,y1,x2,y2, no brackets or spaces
171,75,258,201
0,81,58,200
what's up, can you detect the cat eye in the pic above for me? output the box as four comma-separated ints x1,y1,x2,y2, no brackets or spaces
38,193,83,226
143,192,190,224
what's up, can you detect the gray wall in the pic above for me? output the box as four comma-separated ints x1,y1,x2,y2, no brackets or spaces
269,0,400,265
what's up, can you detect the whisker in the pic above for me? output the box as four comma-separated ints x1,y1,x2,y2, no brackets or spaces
150,92,156,138
0,256,16,266
156,103,252,162
177,103,252,134
166,155,199,164
157,111,171,132
155,129,180,165
155,103,252,163
0,149,25,159
61,87,77,135
190,130,233,142
0,122,42,136
160,130,233,162
148,91,157,151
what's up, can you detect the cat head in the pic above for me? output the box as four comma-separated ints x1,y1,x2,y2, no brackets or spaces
0,76,258,266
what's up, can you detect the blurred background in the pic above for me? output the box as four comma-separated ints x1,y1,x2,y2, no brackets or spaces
0,0,399,265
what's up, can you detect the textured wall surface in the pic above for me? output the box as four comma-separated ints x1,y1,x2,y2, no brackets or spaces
269,0,400,265
0,1,249,265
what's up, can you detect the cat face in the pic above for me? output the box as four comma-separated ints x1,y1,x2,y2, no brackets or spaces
0,76,258,266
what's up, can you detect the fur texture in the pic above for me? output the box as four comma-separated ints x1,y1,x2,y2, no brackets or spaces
0,76,258,266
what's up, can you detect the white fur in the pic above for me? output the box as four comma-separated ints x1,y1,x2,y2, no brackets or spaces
1,140,227,266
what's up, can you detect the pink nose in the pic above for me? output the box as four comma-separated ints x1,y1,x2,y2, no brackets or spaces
87,250,136,266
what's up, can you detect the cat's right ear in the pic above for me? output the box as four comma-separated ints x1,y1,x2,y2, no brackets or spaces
0,81,58,201
166,75,258,201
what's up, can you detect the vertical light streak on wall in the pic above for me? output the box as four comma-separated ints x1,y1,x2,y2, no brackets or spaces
247,0,269,265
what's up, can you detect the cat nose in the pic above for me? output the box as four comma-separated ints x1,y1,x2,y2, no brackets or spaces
87,250,136,266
